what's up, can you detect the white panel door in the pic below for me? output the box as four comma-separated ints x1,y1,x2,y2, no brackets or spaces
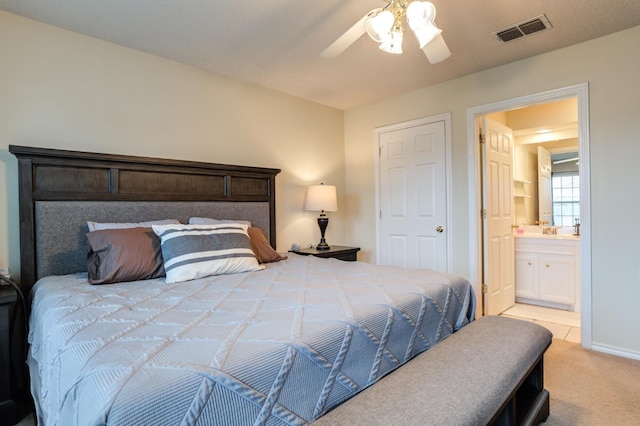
482,118,516,315
379,120,447,271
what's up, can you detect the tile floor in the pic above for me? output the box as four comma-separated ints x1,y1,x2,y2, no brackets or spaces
500,303,581,343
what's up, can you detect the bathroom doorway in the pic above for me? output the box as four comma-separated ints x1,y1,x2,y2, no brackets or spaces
489,98,580,231
467,83,592,349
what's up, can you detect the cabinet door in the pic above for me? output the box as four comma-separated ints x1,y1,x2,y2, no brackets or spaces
538,256,575,304
515,254,538,299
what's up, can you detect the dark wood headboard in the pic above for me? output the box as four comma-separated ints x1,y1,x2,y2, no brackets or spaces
9,145,280,293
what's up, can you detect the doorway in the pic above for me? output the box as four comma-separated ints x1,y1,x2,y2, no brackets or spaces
467,83,592,349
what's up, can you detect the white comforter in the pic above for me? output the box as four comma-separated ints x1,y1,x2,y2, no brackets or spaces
28,255,475,426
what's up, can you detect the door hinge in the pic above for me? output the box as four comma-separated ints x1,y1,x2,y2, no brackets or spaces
482,284,488,294
481,209,487,219
379,146,382,157
379,210,382,219
479,133,486,144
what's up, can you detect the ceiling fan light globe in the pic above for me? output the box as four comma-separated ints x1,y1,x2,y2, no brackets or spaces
406,1,436,28
365,10,394,42
379,29,403,54
412,23,442,48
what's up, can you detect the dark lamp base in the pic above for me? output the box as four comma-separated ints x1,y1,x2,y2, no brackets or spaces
316,215,331,251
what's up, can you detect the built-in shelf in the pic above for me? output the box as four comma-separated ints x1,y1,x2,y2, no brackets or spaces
514,178,531,199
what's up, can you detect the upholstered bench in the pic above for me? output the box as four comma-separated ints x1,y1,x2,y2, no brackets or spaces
313,315,553,426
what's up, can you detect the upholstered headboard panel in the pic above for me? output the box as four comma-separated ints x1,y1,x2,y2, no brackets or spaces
34,200,271,279
10,145,280,294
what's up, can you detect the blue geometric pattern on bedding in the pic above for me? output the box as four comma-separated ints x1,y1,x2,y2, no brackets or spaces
28,255,475,426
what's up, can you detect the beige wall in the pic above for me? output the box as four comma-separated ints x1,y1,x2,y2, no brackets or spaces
344,25,640,356
0,11,345,276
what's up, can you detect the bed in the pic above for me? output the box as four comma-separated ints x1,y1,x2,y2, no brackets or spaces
10,145,475,426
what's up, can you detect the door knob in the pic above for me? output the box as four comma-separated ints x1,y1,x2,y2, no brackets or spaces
436,226,444,233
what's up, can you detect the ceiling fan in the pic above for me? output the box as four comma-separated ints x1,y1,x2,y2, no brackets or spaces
321,0,451,64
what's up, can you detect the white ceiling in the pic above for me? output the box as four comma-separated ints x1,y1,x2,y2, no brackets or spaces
2,0,640,110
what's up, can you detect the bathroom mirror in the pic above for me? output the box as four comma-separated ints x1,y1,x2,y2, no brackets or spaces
514,142,578,226
547,149,579,226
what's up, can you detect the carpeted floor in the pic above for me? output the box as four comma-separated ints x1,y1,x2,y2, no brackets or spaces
544,338,640,425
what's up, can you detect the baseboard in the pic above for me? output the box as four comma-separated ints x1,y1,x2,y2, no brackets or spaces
515,297,575,311
591,342,640,361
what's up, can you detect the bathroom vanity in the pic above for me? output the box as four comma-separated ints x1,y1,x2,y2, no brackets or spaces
515,232,580,312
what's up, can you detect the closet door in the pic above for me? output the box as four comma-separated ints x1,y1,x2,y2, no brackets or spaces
377,118,449,272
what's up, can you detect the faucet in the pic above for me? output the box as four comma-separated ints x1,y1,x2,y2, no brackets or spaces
574,218,581,236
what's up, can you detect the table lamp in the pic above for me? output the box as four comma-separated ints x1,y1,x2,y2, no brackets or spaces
305,183,337,250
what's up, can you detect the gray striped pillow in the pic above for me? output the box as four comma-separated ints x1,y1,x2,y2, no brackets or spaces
152,223,264,283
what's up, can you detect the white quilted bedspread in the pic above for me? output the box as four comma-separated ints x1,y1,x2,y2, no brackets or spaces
28,255,475,426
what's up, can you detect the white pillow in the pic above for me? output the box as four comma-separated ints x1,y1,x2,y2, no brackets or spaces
152,223,264,283
188,217,251,226
87,219,180,232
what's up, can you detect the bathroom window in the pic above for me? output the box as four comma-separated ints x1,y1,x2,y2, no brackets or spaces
552,173,580,226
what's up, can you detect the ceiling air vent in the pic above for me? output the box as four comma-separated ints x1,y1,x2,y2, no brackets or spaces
494,14,552,43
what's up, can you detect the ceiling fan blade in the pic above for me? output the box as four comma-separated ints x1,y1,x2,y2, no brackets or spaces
321,8,382,58
422,33,451,64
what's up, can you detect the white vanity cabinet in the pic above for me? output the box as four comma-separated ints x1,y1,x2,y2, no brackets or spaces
515,237,580,310
514,254,538,299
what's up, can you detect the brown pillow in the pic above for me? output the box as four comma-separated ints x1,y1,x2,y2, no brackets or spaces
247,227,287,264
87,227,165,284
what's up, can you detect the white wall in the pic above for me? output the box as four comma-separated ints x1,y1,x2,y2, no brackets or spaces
0,11,345,277
344,25,640,356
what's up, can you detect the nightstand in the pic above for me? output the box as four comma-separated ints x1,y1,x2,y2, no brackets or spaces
290,245,360,262
0,286,17,425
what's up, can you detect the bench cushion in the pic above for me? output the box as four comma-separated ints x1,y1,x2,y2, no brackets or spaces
313,315,552,425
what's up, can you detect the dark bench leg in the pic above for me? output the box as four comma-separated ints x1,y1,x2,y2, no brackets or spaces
491,357,550,425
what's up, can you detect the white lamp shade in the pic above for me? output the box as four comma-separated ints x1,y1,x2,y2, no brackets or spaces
379,29,403,54
365,10,394,42
406,1,436,25
407,1,440,48
305,184,337,212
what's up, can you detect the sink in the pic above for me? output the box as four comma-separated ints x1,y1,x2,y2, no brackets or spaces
516,225,579,240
